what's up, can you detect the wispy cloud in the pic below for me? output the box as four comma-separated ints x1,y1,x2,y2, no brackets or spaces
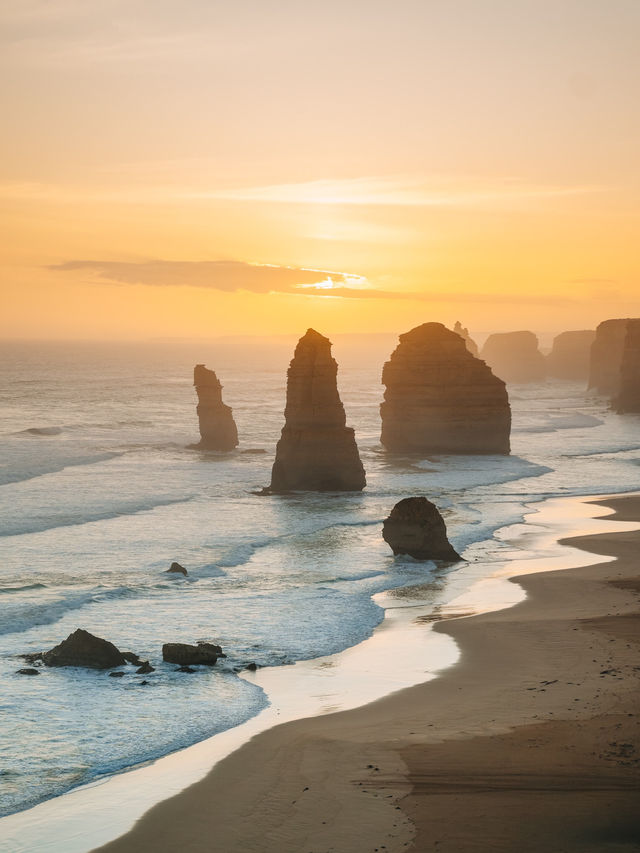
48,258,585,306
47,259,368,294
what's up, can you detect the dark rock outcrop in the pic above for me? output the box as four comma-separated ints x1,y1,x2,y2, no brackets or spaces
589,318,640,412
109,671,125,678
453,321,479,356
122,651,142,665
380,323,511,454
16,668,40,676
193,365,238,451
546,330,595,380
382,497,461,561
136,661,155,674
42,629,127,670
480,331,546,383
162,642,222,666
269,329,366,492
166,562,188,576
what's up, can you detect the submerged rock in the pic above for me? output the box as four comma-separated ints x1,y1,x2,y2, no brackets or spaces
193,364,238,451
382,497,461,561
162,642,222,666
175,665,197,673
589,318,640,412
109,671,125,678
380,323,511,454
546,330,595,380
122,651,142,665
269,329,366,492
136,661,155,674
42,629,127,670
166,562,188,576
16,668,40,676
481,331,546,383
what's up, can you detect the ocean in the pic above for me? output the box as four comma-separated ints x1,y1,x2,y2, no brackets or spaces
1,337,639,819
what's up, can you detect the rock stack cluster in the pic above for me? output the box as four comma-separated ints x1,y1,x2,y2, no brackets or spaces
453,321,479,356
269,329,366,492
380,323,511,454
193,364,238,451
480,331,546,383
589,318,640,412
546,330,595,380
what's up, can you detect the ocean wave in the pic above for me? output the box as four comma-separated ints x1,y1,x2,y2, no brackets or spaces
0,590,96,636
0,451,123,487
0,496,196,539
16,426,64,436
0,583,47,594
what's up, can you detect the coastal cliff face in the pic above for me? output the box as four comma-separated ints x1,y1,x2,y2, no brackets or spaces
453,321,479,356
480,331,546,383
546,330,595,380
193,365,239,450
269,329,366,492
380,322,511,455
591,319,640,412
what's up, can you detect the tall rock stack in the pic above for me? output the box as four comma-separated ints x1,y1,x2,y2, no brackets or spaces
453,321,479,356
481,331,546,383
590,318,640,412
193,364,239,450
546,330,595,380
380,323,511,454
269,329,366,492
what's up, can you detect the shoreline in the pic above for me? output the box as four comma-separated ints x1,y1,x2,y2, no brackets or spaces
2,492,638,852
96,493,640,853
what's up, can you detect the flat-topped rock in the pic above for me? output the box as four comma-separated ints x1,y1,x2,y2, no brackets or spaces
193,365,238,451
269,329,366,492
547,330,595,380
481,331,546,383
382,497,461,561
380,323,511,454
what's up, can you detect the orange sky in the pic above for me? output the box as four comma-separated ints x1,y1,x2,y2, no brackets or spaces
1,0,639,341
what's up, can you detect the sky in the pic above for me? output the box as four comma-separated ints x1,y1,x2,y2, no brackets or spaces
1,0,639,341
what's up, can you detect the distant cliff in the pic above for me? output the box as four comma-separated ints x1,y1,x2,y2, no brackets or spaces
546,330,595,380
481,331,546,383
380,322,511,454
193,365,238,450
269,329,366,492
590,319,640,412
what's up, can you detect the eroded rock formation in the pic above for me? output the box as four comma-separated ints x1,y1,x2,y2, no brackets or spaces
42,629,127,669
162,642,223,666
453,321,479,356
269,329,366,492
480,331,546,383
590,318,640,412
382,497,460,561
546,330,595,380
166,561,188,576
193,365,238,451
380,323,511,454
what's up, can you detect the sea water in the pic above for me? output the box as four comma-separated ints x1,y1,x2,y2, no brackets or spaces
0,338,639,818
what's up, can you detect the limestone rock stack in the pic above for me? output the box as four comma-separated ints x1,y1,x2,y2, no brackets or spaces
193,365,238,451
589,318,640,412
481,331,546,383
380,322,511,454
269,329,366,492
546,330,595,380
382,497,460,561
453,321,479,356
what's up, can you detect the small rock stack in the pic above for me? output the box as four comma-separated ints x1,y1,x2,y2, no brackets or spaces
193,364,238,450
590,318,640,412
480,331,546,383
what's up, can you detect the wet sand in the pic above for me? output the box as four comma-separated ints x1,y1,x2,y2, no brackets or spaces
97,495,640,853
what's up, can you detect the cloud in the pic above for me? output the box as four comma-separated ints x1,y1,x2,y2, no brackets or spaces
47,259,367,293
48,258,583,306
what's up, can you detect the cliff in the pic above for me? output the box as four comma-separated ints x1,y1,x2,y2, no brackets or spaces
380,322,511,454
269,329,366,492
590,318,640,412
193,365,239,451
546,330,595,380
480,331,546,383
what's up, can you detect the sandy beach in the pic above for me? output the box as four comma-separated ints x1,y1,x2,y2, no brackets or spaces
93,494,640,853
